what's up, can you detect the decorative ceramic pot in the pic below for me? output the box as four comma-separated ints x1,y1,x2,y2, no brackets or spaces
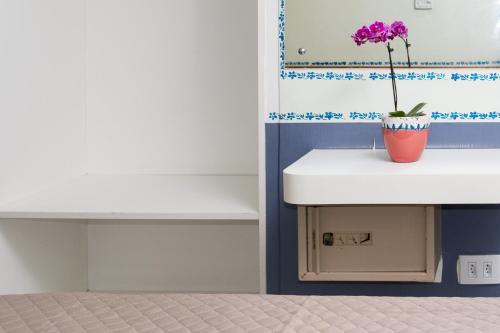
382,115,431,163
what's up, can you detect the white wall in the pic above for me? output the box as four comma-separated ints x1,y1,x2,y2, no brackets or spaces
0,0,86,204
85,0,258,175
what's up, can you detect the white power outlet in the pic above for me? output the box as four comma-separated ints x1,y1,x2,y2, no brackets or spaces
458,255,500,284
484,262,493,278
467,262,477,278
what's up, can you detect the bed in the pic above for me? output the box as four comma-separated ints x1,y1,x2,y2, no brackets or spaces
1,293,500,332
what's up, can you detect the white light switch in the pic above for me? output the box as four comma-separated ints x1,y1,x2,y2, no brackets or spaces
415,0,433,10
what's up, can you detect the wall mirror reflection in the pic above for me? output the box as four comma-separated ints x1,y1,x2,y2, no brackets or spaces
284,0,500,68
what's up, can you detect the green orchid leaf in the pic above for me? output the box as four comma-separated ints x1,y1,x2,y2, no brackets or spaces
407,102,427,117
389,111,406,117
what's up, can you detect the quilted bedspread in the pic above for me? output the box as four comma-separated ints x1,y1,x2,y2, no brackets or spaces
2,293,500,332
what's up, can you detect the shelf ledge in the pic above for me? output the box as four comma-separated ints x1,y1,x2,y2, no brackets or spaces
0,175,259,220
284,149,500,205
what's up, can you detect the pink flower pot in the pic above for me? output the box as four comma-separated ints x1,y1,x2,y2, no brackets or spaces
382,116,430,163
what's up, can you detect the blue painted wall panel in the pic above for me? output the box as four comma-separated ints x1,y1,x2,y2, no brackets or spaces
266,124,281,293
266,123,500,295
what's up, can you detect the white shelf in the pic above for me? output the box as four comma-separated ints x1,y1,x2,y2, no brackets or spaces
284,149,500,205
0,175,259,220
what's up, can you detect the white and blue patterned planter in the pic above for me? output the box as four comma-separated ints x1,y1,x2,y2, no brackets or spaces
382,115,431,131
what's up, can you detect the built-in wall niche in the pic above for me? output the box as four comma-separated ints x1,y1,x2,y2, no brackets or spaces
0,0,258,221
0,0,259,294
284,0,500,68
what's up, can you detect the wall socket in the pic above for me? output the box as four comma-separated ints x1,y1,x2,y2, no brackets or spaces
458,255,500,284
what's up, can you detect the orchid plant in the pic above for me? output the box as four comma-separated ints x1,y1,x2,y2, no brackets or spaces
352,21,426,117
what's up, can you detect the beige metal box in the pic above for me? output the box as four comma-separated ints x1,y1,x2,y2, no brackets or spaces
298,206,441,282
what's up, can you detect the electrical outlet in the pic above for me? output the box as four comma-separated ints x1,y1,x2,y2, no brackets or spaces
458,255,500,284
467,262,477,278
484,262,493,278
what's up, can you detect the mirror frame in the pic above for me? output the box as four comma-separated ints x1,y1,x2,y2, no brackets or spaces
281,0,500,70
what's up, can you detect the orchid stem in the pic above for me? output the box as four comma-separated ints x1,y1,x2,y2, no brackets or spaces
387,43,398,112
405,39,412,68
400,37,412,68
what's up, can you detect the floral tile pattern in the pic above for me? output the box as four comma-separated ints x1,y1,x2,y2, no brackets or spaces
286,60,500,67
268,111,500,122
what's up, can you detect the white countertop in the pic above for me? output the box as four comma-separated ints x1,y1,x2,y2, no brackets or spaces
283,149,500,205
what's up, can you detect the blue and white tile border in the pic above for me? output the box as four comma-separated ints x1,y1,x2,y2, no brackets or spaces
268,112,500,122
286,60,500,68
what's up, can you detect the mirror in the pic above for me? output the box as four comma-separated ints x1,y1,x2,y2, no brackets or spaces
284,0,500,68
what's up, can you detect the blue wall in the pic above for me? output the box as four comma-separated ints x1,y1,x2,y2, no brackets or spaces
266,122,500,296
